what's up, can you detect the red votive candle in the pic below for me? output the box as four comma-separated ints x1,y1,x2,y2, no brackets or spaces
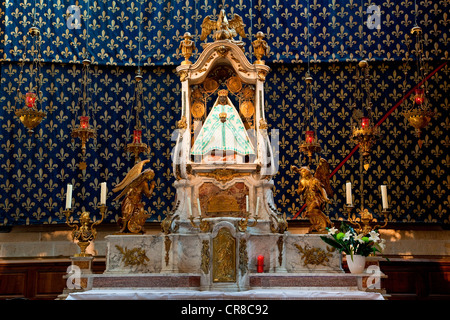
414,88,424,105
361,117,370,129
305,130,314,144
25,92,37,107
133,129,142,144
80,116,89,129
257,255,264,273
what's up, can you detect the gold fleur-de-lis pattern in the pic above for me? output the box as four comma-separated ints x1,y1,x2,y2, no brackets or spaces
0,0,448,225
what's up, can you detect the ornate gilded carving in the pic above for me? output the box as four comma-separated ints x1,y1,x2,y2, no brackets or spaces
201,240,210,274
239,238,248,274
294,244,335,267
200,9,246,44
226,76,242,93
164,236,171,266
268,202,288,234
179,32,196,65
277,236,284,267
177,115,188,129
197,169,250,182
252,31,270,65
115,245,149,267
161,201,180,235
213,228,236,282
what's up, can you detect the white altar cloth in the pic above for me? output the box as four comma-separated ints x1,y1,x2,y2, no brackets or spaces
67,289,383,300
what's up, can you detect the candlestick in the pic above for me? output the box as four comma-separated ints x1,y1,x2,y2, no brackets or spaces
257,255,264,273
246,195,249,212
187,197,193,217
255,197,260,215
66,184,73,209
346,182,352,206
197,198,202,217
100,182,107,205
381,185,388,209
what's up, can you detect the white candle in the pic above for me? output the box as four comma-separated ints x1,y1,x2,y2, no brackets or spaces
197,198,202,217
255,197,260,215
187,197,193,217
246,195,249,212
346,182,352,206
65,184,72,209
381,185,388,209
100,182,107,205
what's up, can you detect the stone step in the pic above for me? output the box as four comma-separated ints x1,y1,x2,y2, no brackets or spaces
91,273,201,289
249,273,359,289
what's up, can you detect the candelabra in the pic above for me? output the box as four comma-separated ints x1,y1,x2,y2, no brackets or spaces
64,182,107,257
345,154,389,234
344,205,389,235
64,205,106,257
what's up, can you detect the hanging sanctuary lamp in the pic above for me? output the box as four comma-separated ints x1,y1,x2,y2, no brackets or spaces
126,2,150,163
350,2,380,171
299,0,321,165
402,0,434,148
71,1,97,160
14,4,46,134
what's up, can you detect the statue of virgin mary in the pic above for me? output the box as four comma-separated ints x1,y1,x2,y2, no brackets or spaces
191,89,254,161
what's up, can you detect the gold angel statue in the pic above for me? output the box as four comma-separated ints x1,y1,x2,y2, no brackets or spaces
291,158,333,233
200,9,246,44
113,159,156,233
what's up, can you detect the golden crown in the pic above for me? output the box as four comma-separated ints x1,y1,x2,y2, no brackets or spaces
218,89,229,96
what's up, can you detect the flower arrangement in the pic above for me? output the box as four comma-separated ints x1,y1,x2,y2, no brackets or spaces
320,222,386,261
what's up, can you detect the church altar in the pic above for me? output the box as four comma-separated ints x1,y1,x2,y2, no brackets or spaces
59,10,387,300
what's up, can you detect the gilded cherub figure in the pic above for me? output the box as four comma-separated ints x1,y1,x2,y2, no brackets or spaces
252,31,269,64
113,159,156,234
291,158,333,233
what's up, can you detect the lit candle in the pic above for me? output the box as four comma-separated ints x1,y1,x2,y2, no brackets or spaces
80,116,89,129
100,182,107,205
197,198,202,217
257,255,264,273
133,129,142,144
381,185,388,210
305,130,314,144
246,195,249,212
25,92,37,108
361,117,370,129
65,184,73,209
346,182,352,206
414,88,424,105
187,197,193,217
255,197,260,215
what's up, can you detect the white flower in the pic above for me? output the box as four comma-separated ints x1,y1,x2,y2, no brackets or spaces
369,230,380,242
343,231,352,241
378,238,386,250
355,233,365,243
328,227,338,235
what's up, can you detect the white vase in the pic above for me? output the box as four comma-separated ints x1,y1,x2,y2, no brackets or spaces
346,254,366,274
